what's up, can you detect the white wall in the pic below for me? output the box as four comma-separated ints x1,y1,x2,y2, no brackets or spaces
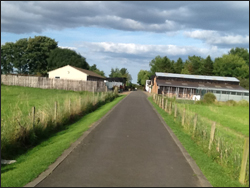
48,65,87,81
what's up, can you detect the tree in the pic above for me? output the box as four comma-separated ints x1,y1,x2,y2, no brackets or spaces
182,60,192,74
89,64,105,77
186,55,204,75
203,55,213,76
1,42,15,74
180,67,190,74
174,57,184,74
109,67,132,85
137,70,151,86
239,78,249,90
26,36,58,75
109,68,122,78
13,38,29,74
149,55,174,75
213,54,249,79
120,68,132,84
47,47,89,72
229,47,249,65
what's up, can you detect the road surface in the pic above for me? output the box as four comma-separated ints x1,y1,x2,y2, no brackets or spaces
36,90,209,187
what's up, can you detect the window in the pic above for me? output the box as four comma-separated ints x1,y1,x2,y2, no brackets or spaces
244,93,249,96
222,91,227,94
231,92,236,95
216,90,220,94
237,92,242,96
55,76,60,79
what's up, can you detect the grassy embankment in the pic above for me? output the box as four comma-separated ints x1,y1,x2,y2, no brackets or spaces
175,100,249,136
1,85,120,158
1,85,126,187
149,96,249,187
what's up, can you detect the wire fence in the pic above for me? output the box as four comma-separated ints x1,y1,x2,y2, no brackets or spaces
152,94,249,185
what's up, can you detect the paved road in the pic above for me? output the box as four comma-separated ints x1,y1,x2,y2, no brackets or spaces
37,91,207,187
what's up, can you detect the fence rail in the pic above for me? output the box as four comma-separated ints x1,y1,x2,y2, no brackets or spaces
152,94,249,185
1,74,107,92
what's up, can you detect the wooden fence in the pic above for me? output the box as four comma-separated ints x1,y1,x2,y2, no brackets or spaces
153,94,249,185
1,74,107,92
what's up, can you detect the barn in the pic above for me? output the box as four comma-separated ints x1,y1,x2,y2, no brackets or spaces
48,65,106,81
151,72,249,101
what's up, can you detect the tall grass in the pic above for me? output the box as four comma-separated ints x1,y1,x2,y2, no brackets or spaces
153,94,249,186
1,85,118,159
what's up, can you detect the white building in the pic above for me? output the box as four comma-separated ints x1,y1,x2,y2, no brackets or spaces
48,65,105,81
145,80,151,93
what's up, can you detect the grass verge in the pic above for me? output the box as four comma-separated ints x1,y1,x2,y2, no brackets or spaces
1,95,126,187
148,96,245,187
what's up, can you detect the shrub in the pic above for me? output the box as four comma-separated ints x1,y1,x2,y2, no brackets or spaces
226,100,237,106
203,92,216,104
237,99,249,107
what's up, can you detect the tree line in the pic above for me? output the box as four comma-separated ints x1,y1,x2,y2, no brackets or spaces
1,36,104,77
1,35,134,86
137,47,249,89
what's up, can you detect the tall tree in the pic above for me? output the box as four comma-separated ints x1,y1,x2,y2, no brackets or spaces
203,55,213,76
213,54,249,79
229,47,249,65
89,64,105,77
109,67,132,85
13,38,29,74
120,68,132,83
186,55,204,75
47,47,89,72
109,68,122,78
149,55,174,75
1,42,15,74
26,36,58,75
174,57,184,74
137,70,151,86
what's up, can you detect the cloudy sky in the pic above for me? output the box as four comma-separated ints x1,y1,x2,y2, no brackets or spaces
1,1,249,83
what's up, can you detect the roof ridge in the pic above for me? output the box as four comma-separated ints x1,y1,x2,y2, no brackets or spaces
69,65,105,79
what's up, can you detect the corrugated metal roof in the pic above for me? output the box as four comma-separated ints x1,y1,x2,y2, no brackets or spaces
156,79,249,92
155,72,239,82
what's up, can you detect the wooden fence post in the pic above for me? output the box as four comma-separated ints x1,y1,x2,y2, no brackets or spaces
239,137,249,184
169,101,172,115
32,106,35,129
182,108,185,126
165,100,168,112
174,104,177,118
192,114,198,138
54,101,57,124
162,97,164,109
69,99,71,114
208,122,216,150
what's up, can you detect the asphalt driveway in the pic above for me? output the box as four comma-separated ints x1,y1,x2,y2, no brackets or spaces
36,90,210,187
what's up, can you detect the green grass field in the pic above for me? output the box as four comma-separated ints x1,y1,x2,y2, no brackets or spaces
1,85,91,118
1,85,118,159
148,97,246,187
176,102,249,136
1,94,126,187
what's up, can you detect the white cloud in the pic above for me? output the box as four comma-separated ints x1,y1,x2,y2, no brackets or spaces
184,30,249,46
58,46,77,50
80,42,226,59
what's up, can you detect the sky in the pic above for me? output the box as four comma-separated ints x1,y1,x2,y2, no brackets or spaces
1,1,249,83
